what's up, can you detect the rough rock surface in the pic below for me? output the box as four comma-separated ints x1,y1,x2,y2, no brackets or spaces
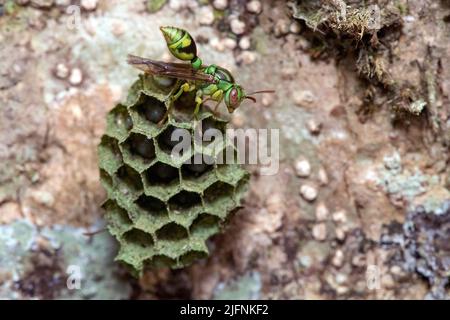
0,0,449,299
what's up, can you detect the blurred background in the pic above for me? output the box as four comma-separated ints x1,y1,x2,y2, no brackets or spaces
0,0,449,299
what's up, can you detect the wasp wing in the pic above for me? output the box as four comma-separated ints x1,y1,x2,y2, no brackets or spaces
127,54,216,84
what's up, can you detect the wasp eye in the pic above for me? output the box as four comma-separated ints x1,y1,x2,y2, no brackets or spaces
230,88,239,106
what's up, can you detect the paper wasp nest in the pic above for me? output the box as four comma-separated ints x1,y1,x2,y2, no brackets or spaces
98,75,249,276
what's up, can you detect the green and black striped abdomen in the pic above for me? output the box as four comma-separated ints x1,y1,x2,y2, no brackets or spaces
160,26,199,65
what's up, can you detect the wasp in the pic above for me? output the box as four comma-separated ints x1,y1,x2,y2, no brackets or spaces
127,26,274,123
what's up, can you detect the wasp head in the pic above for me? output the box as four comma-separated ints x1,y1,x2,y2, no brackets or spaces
225,85,247,113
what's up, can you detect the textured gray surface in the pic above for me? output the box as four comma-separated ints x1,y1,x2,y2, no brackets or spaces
0,219,132,299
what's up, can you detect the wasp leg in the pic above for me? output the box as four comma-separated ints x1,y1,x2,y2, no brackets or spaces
158,82,195,126
173,82,195,100
193,90,204,119
193,97,202,117
211,90,224,115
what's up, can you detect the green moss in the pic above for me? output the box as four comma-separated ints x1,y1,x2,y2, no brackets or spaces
395,1,409,15
290,1,401,39
4,0,18,15
289,1,433,116
98,74,249,276
213,8,226,19
146,0,168,13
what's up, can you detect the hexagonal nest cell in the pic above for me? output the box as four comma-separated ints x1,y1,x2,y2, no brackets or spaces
156,222,189,241
145,162,179,185
123,228,154,248
98,136,123,175
98,74,250,275
169,190,202,210
190,213,221,239
119,133,156,173
115,164,143,200
135,194,167,219
138,95,167,124
182,153,214,178
106,104,133,142
157,125,179,149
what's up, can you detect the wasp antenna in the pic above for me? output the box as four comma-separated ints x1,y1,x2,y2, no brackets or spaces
247,89,275,95
245,96,257,103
